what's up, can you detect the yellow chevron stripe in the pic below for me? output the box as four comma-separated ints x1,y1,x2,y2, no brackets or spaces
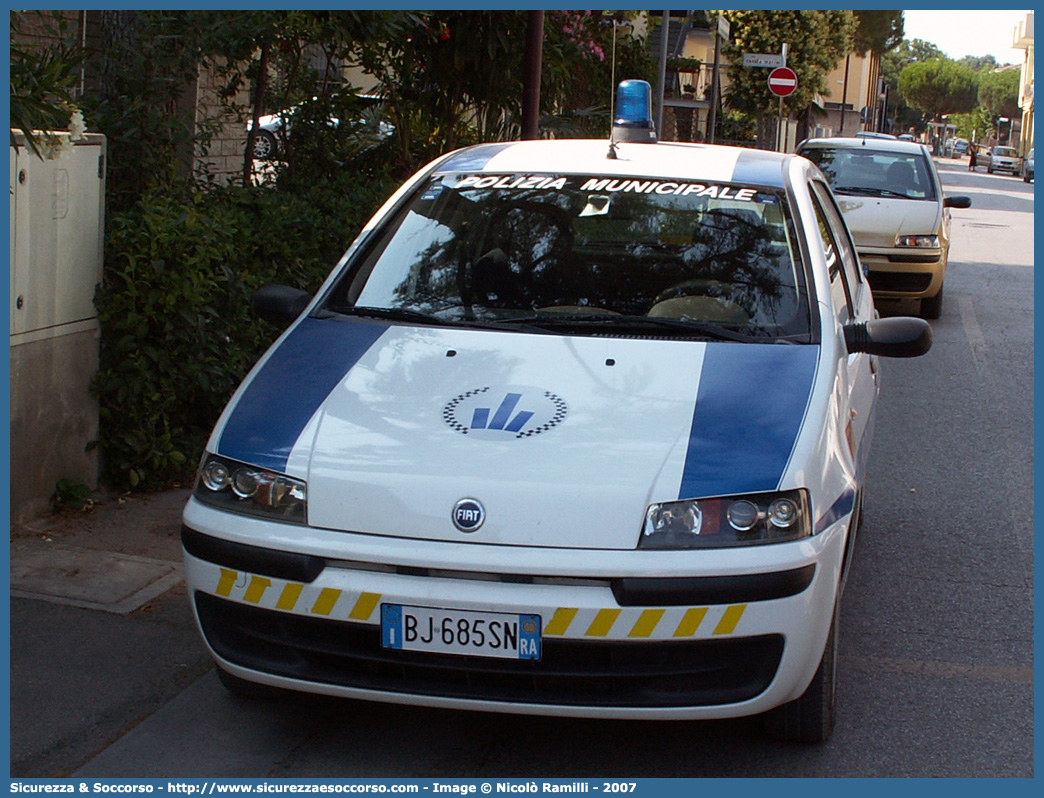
544,607,578,636
628,609,665,638
585,608,621,637
713,604,747,635
311,588,342,616
674,607,708,637
349,592,382,620
243,576,272,604
216,569,237,597
276,583,304,610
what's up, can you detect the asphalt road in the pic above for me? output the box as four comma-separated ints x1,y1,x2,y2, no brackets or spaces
10,157,1034,779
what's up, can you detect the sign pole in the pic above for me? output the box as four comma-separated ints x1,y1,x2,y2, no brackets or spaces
708,14,729,144
777,44,789,151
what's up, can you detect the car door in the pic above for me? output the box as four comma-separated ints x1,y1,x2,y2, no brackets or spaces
809,181,878,485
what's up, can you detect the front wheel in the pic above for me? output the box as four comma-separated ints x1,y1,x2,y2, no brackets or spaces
763,602,838,743
920,285,943,320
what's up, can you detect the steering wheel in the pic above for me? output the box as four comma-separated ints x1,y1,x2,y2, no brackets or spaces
654,278,731,304
650,279,750,324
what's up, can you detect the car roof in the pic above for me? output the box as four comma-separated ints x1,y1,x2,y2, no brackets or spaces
797,137,930,155
431,139,797,189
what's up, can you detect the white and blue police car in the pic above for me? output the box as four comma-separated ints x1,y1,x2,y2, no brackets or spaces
183,82,931,742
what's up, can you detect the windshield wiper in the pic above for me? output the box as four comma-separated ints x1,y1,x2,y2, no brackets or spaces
500,313,766,343
833,185,911,199
325,306,788,343
325,305,543,333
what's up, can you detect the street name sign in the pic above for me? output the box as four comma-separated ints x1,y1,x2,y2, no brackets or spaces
743,53,783,68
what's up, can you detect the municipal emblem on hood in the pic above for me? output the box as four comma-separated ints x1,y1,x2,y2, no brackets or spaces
442,385,568,439
452,498,485,532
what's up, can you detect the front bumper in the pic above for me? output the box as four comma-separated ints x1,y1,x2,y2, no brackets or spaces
859,247,946,300
182,498,846,720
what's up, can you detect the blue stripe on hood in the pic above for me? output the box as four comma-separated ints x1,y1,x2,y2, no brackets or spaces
218,317,387,473
678,344,818,499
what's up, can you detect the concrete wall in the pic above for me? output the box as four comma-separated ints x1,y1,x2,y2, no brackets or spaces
10,330,100,522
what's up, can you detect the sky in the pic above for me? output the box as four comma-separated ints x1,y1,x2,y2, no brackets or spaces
901,9,1031,65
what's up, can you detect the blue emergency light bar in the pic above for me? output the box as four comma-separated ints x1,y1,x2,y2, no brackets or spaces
612,80,656,143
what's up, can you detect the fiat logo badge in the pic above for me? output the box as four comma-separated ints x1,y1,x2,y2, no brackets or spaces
452,498,486,532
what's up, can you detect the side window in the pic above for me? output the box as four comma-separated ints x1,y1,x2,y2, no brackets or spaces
809,188,852,321
811,181,862,288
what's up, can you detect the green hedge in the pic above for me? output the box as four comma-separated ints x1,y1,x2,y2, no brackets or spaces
93,169,397,489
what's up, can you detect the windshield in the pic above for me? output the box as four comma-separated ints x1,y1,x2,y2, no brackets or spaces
325,173,812,341
802,147,937,202
994,147,1017,157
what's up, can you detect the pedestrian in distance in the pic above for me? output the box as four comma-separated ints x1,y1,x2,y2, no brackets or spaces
969,145,978,172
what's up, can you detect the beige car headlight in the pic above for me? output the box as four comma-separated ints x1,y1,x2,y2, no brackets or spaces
895,234,940,248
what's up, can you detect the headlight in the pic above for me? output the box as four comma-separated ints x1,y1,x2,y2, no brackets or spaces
639,490,810,549
895,234,940,248
194,454,307,524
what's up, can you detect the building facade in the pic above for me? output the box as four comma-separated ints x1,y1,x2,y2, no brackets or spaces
1012,12,1034,155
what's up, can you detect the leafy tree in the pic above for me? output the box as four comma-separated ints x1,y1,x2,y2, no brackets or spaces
719,10,856,146
947,107,994,140
881,38,947,134
897,58,978,122
356,10,651,172
977,68,1021,119
357,12,525,170
905,38,945,62
960,54,999,72
852,10,904,55
541,11,653,138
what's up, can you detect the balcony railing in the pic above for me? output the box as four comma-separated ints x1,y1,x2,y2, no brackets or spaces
664,65,714,103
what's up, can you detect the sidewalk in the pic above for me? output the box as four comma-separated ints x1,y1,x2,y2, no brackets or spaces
9,489,215,776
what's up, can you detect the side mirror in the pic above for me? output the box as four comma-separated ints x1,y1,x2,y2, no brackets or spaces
253,285,312,327
944,195,972,209
844,317,932,358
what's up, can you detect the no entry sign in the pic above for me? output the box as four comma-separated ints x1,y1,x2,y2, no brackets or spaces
768,66,797,97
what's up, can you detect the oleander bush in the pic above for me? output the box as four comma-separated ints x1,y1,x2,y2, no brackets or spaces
93,162,397,488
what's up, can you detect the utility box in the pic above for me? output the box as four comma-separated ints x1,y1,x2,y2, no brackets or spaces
10,131,106,523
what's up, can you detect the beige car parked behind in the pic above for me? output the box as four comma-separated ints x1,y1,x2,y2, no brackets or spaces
796,137,972,319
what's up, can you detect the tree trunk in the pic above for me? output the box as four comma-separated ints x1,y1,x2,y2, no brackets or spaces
242,38,270,188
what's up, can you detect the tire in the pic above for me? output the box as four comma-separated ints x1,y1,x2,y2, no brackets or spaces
216,666,283,699
920,285,943,320
763,600,839,743
251,130,278,160
839,489,863,589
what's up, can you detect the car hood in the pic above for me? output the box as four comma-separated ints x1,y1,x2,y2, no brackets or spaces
835,196,942,249
213,318,819,549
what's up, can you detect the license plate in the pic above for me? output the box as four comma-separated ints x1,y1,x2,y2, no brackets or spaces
381,604,541,661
